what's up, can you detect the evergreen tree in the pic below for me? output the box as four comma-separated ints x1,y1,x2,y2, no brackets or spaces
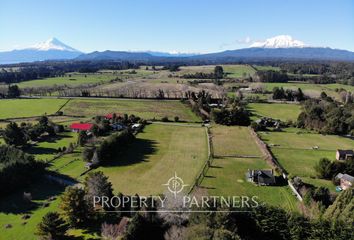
36,212,68,240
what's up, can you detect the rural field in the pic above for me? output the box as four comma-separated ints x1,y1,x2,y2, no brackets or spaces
248,102,301,121
0,98,68,119
26,131,77,161
263,82,354,100
259,128,354,189
201,125,299,212
94,123,208,195
16,72,117,88
62,98,200,122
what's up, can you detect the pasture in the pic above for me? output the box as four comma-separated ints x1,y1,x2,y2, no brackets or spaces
248,102,301,121
259,128,354,189
0,98,68,119
62,98,200,122
17,72,117,88
26,131,77,161
201,126,298,212
95,124,208,195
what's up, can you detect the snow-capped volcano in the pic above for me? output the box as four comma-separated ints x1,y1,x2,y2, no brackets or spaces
250,35,307,48
28,37,79,52
0,38,82,64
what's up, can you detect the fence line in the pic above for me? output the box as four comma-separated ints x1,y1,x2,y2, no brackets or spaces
249,127,303,201
187,126,213,194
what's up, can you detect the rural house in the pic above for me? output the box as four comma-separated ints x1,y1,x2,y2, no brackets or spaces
246,169,276,186
335,173,354,190
70,123,93,133
336,149,354,161
105,113,122,120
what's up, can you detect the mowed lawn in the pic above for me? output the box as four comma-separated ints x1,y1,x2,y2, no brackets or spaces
260,129,354,177
62,98,200,122
95,124,208,195
48,149,86,179
248,103,301,121
0,98,68,119
202,125,298,212
17,72,116,88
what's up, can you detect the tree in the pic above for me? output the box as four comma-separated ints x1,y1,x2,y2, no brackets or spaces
84,171,114,210
36,212,68,240
7,85,21,98
3,122,28,146
60,187,92,227
214,66,224,79
78,131,89,146
314,158,333,179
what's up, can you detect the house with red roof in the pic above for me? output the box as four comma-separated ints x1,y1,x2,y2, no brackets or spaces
70,123,93,132
105,113,122,120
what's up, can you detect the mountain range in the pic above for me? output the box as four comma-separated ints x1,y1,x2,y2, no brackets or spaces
1,35,354,64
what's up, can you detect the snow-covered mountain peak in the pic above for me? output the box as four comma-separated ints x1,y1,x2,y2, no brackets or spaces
29,37,80,52
250,35,307,48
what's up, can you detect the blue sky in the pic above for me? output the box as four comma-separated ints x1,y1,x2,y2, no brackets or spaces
0,0,353,53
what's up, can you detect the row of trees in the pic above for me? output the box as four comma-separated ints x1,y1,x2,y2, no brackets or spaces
272,87,306,101
255,70,289,83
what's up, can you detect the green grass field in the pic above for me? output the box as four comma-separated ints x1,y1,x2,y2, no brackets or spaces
26,131,77,161
17,72,117,88
253,65,281,71
62,98,200,122
0,181,66,240
0,98,68,119
202,126,298,212
259,128,354,189
94,124,208,195
48,147,87,180
248,103,301,121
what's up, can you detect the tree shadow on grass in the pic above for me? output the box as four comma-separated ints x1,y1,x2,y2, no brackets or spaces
102,138,158,167
0,178,66,214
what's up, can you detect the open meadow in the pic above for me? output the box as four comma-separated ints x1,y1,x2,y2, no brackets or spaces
201,125,299,212
62,98,200,122
16,72,117,88
93,124,208,195
0,98,68,119
248,102,301,122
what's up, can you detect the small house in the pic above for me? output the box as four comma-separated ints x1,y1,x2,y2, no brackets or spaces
246,169,276,186
335,173,354,190
70,123,93,133
336,149,354,161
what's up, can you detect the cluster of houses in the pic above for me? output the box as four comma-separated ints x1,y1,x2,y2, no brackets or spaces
246,149,354,190
69,113,142,133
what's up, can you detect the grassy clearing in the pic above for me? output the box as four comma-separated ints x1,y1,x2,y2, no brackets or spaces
17,72,117,88
222,64,256,78
259,128,354,189
253,65,281,71
26,131,77,161
95,124,208,195
248,103,301,121
0,98,67,119
48,149,86,179
202,125,298,212
0,181,66,240
62,98,200,122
